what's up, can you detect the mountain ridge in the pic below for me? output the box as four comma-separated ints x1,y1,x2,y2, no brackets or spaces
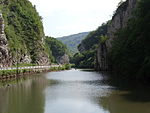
57,32,90,54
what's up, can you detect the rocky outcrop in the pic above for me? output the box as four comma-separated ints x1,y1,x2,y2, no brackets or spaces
0,13,10,67
96,0,137,71
36,52,50,65
106,0,137,49
56,54,69,64
0,12,50,67
95,43,108,71
0,0,51,67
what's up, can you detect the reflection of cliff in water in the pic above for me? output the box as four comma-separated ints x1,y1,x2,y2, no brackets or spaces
0,75,48,113
98,81,150,113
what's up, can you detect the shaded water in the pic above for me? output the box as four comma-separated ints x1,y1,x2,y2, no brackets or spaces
0,69,150,113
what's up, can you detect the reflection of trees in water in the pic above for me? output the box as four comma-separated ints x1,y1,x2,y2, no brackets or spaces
0,75,48,113
0,88,9,113
98,82,150,113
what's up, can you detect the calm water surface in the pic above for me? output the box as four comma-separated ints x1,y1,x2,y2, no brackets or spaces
0,69,150,113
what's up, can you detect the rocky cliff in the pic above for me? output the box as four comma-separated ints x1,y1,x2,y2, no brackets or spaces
106,0,137,49
0,13,10,67
56,54,69,64
0,0,50,67
96,0,137,71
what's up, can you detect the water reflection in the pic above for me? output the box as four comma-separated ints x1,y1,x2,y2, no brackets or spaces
0,75,48,113
99,90,150,113
0,69,150,113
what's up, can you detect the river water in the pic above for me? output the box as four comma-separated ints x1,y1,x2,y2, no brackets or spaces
0,69,150,113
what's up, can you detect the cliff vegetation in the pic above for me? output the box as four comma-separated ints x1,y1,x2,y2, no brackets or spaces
0,0,50,65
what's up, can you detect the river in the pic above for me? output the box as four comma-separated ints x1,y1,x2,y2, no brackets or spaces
0,69,150,113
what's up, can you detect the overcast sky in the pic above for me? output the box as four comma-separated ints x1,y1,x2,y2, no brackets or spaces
29,0,123,37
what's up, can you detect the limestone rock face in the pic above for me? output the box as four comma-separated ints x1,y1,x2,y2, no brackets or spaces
95,43,108,71
0,13,50,67
96,0,137,71
0,13,10,67
57,54,69,64
36,52,50,65
106,0,137,49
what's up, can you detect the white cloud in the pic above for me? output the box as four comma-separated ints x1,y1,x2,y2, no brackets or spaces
29,0,123,37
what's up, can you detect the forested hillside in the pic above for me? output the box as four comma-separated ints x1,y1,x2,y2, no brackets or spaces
57,32,89,54
46,36,69,64
109,0,150,80
70,23,108,68
0,0,50,65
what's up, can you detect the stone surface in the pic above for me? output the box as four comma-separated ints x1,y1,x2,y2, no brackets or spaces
0,13,11,67
56,54,69,64
36,52,50,65
95,43,108,71
96,0,137,71
106,0,137,49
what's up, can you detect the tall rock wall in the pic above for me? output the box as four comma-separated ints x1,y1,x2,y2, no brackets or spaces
96,0,137,71
0,0,51,67
106,0,137,49
0,13,10,67
56,54,69,64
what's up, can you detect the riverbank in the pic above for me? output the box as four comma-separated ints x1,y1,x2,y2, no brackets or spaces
0,64,71,82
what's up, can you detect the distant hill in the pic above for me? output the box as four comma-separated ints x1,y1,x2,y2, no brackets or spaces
57,32,90,54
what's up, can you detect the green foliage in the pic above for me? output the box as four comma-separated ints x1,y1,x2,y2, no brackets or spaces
0,0,48,64
70,50,95,68
100,35,109,44
49,64,71,71
64,64,71,70
70,53,84,67
58,32,90,55
109,0,150,80
45,36,68,63
78,23,108,52
71,22,108,68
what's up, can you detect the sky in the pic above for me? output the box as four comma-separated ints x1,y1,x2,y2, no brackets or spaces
29,0,123,37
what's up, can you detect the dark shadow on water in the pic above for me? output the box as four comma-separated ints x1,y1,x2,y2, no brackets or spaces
104,75,150,103
78,69,95,72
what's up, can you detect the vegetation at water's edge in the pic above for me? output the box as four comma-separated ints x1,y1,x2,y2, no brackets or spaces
0,64,71,76
50,64,71,71
108,0,150,81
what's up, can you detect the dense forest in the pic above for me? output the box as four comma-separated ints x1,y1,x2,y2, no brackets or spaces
70,23,108,68
46,36,69,64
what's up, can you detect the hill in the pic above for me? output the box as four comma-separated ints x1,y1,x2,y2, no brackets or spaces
0,0,51,66
57,32,90,54
45,36,69,64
